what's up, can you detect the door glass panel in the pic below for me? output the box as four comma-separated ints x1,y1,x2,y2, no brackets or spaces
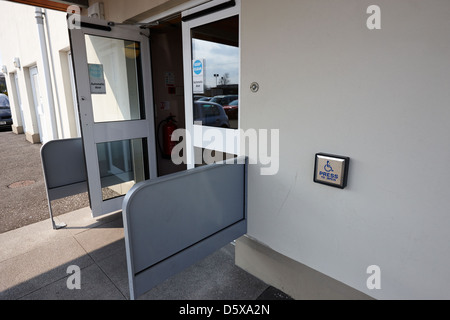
97,138,148,200
85,35,144,123
191,15,239,129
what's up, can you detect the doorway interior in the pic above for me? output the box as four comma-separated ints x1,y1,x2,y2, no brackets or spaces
149,6,240,174
149,15,187,177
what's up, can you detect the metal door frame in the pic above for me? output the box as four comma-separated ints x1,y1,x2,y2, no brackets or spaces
182,0,241,168
67,51,82,137
69,17,157,217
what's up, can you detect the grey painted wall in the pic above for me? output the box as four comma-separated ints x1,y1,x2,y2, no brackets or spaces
241,0,450,299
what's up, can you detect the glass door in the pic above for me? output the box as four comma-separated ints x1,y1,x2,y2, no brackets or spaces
182,0,241,168
70,18,157,217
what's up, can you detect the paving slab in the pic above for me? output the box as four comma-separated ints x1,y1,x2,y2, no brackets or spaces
140,244,269,300
96,246,130,298
20,264,126,300
74,217,125,263
0,235,93,299
0,206,296,300
0,217,69,262
54,207,121,236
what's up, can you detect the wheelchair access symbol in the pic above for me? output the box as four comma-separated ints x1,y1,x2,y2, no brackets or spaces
314,153,349,189
324,161,334,173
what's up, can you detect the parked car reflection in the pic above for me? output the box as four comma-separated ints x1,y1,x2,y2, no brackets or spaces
194,101,230,128
210,95,238,106
223,99,238,120
194,95,206,101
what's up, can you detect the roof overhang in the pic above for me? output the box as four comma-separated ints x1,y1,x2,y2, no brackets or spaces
6,0,88,12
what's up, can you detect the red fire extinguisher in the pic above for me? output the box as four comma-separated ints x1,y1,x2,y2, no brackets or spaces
158,114,178,159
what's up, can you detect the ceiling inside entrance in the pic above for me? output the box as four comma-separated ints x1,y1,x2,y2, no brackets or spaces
6,0,88,11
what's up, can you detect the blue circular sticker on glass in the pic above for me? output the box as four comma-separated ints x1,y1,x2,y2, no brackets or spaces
193,60,203,75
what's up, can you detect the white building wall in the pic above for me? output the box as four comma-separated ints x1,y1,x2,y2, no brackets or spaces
0,1,79,142
240,0,450,299
0,3,40,140
44,8,80,139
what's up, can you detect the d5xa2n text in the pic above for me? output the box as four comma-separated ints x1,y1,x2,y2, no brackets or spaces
224,304,270,315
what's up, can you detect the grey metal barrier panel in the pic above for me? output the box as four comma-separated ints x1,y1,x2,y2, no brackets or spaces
41,138,87,192
122,157,248,300
41,138,88,229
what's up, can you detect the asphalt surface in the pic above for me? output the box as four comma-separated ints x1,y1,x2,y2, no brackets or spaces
0,130,89,234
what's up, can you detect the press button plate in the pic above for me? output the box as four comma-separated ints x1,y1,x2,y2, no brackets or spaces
314,153,350,189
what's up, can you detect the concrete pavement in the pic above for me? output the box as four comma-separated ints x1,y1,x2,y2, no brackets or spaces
0,131,292,300
0,206,291,300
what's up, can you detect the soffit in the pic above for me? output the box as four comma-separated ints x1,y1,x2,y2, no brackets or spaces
5,0,88,12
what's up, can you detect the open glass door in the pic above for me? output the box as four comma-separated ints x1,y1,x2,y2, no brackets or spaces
69,18,157,217
182,0,241,168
